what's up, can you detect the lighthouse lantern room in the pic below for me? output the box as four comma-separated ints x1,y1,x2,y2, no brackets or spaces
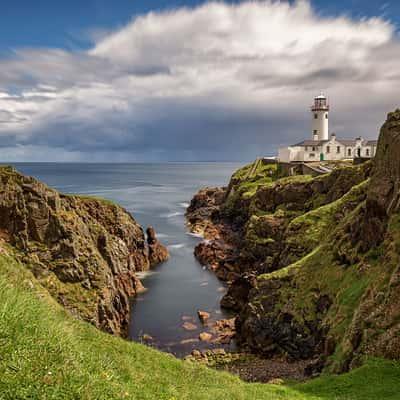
311,94,329,141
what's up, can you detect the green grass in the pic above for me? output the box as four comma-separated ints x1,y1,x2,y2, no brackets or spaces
293,358,400,399
62,193,120,207
1,250,400,399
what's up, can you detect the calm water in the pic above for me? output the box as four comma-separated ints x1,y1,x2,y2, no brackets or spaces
10,162,241,356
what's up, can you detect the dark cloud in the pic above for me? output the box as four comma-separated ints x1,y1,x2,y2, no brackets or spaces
0,1,397,161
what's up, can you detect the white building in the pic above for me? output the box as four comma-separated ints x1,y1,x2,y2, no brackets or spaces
278,95,377,163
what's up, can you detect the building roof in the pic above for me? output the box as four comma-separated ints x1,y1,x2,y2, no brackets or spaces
340,139,378,146
339,140,357,146
294,140,327,146
293,138,378,147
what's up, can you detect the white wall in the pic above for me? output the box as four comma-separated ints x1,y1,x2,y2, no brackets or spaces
312,110,329,141
278,146,304,163
302,145,322,162
278,142,376,163
321,139,345,161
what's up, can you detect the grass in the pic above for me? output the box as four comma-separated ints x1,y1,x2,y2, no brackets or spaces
292,358,400,399
1,249,400,399
63,193,120,208
285,180,369,255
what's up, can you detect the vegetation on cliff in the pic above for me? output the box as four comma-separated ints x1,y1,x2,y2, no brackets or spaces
0,164,399,398
237,111,400,373
1,245,400,399
187,110,400,378
0,166,168,336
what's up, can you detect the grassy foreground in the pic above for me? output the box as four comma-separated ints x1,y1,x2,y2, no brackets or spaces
0,251,399,400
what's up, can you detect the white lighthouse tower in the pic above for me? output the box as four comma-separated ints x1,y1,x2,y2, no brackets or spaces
311,94,329,141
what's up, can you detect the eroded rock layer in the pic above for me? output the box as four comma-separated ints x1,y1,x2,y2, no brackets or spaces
186,109,400,373
0,167,168,336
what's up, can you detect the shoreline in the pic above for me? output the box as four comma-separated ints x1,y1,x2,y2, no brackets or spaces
184,185,316,382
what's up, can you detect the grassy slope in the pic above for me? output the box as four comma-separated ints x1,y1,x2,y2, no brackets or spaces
1,251,400,399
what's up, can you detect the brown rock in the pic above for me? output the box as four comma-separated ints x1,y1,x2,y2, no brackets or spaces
194,240,240,281
197,310,210,324
211,318,236,344
146,226,169,266
185,187,226,240
181,339,198,345
182,322,198,331
0,166,159,337
199,332,213,342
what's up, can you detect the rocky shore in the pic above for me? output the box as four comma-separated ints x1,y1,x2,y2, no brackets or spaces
185,349,310,383
0,166,169,336
185,109,400,378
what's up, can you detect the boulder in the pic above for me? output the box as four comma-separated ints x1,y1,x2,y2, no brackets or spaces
199,332,213,342
146,226,169,266
197,310,210,324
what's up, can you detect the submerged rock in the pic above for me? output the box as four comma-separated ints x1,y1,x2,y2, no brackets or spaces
182,322,197,331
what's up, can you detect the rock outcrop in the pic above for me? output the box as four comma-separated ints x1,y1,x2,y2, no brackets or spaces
187,111,400,374
146,226,169,267
0,167,168,336
186,187,226,239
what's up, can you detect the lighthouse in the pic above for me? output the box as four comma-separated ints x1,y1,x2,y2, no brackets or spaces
277,94,378,164
311,94,329,141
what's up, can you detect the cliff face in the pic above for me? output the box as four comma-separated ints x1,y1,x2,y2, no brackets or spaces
187,109,400,374
0,167,168,335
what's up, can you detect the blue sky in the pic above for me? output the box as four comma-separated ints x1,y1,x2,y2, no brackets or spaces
0,1,399,161
1,1,398,51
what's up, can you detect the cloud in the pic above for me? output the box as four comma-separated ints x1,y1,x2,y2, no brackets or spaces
0,0,398,161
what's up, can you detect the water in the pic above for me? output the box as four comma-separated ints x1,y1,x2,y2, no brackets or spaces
10,162,242,356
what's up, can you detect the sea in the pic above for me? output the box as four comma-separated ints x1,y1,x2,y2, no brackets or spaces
10,162,242,356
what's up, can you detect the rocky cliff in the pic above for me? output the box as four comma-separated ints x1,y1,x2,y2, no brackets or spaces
186,110,400,374
0,167,169,336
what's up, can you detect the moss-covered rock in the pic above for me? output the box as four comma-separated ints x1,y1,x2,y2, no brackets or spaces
236,110,400,373
0,166,168,336
187,110,400,375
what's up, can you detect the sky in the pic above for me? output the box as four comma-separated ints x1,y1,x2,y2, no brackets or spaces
0,0,399,162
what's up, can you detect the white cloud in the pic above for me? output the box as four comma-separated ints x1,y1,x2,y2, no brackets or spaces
0,0,398,161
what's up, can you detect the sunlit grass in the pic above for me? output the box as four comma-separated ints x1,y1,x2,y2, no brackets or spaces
0,251,399,399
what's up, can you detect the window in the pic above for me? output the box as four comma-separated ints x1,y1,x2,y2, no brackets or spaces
366,148,370,156
325,114,328,119
326,146,330,153
313,130,317,135
310,153,315,158
312,146,316,151
314,114,318,119
337,146,341,153
348,148,352,156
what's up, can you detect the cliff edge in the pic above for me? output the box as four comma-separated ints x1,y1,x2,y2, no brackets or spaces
0,167,169,335
186,110,400,374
